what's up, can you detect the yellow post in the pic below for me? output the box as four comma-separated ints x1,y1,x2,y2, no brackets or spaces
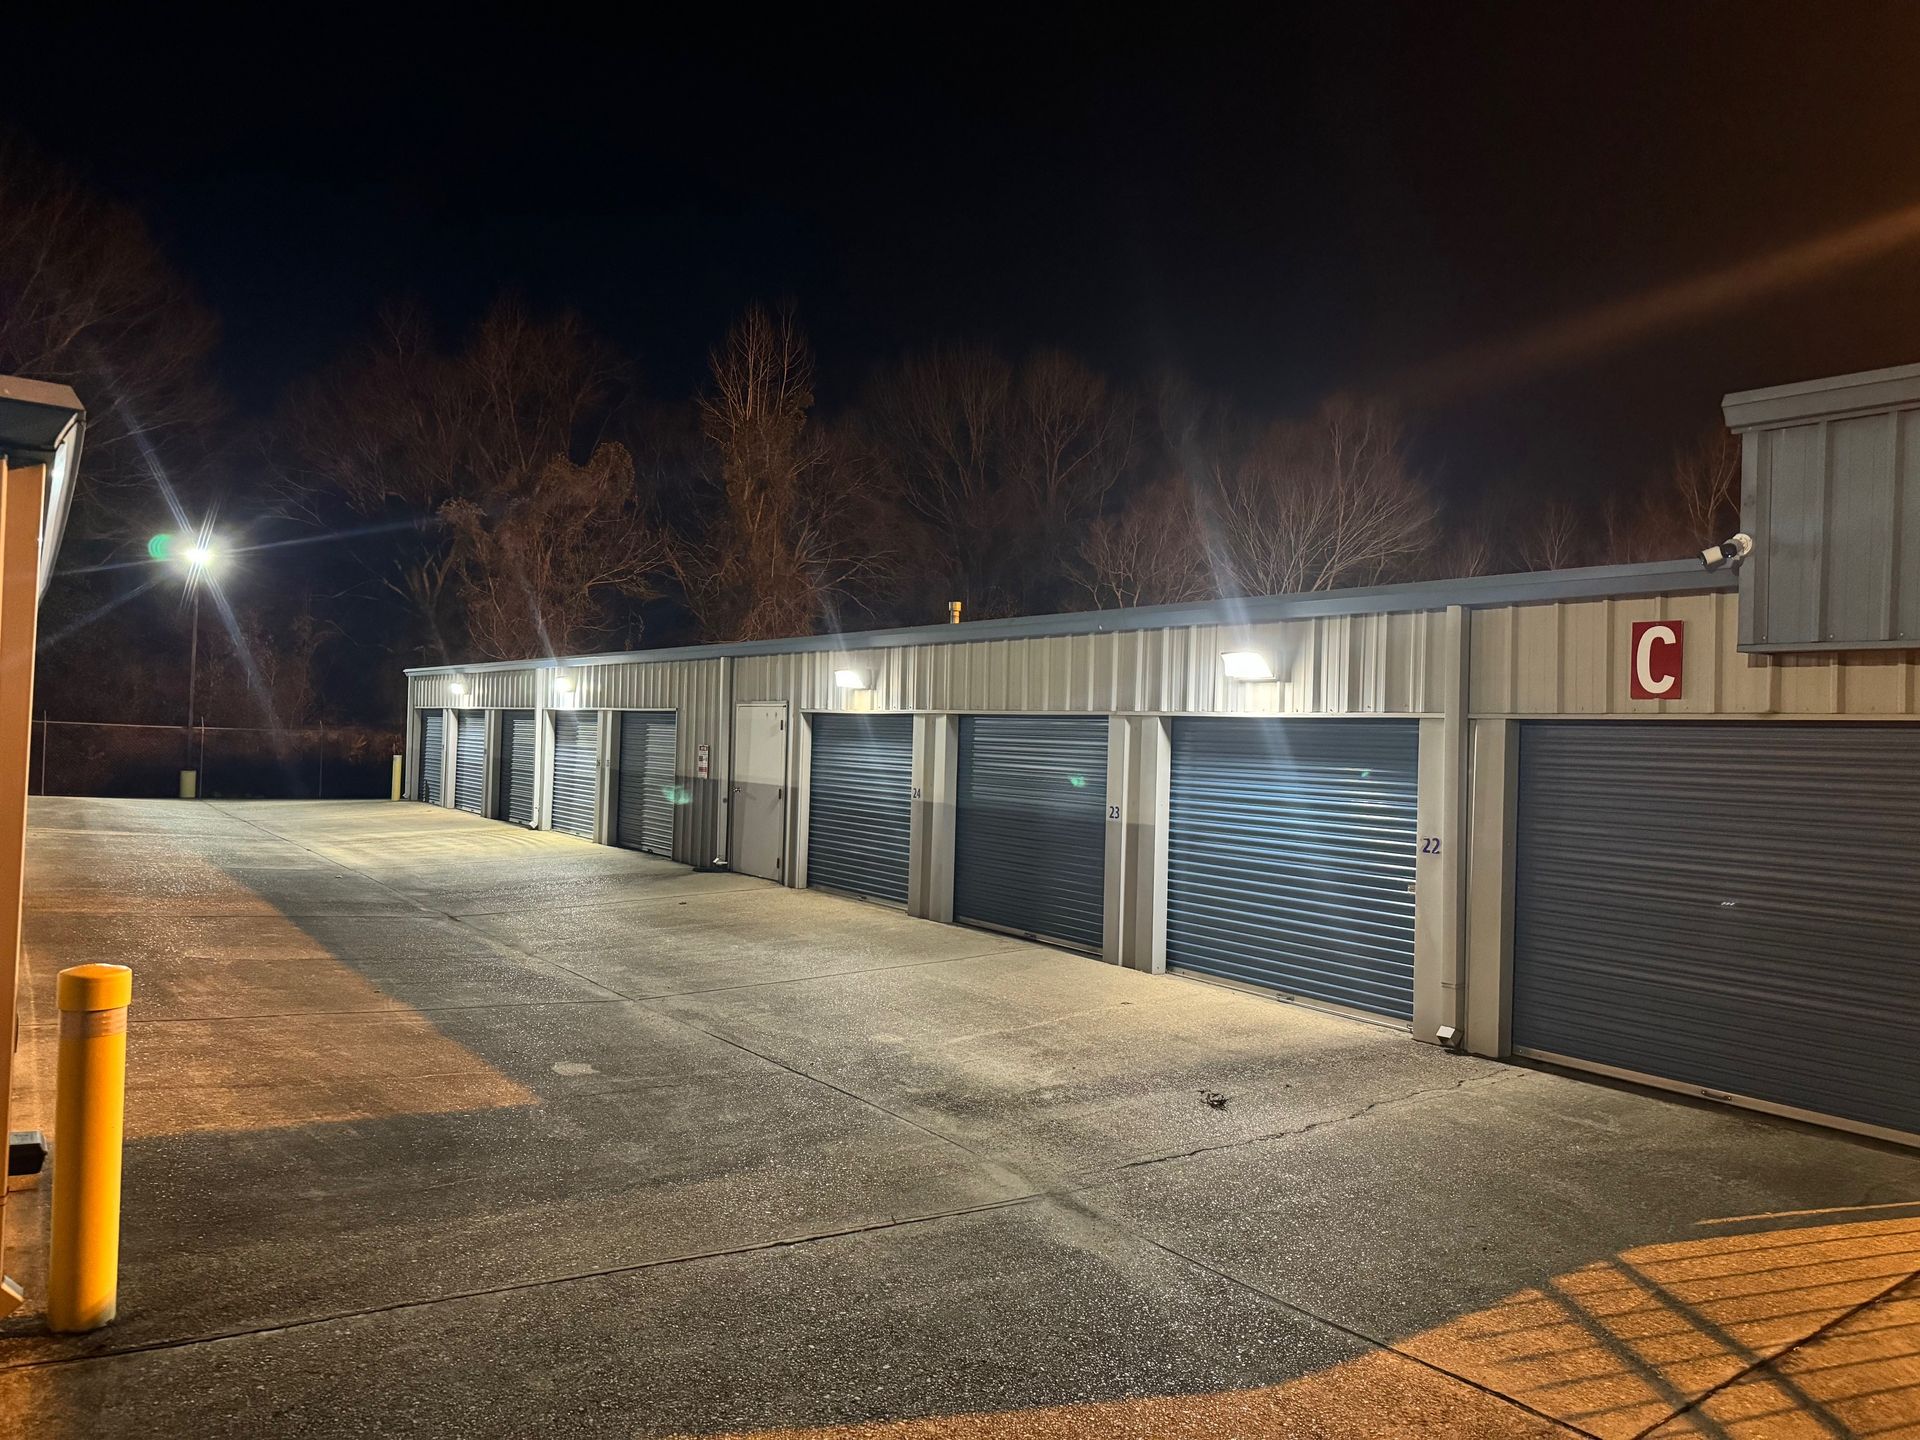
48,963,132,1333
390,753,403,801
178,769,197,800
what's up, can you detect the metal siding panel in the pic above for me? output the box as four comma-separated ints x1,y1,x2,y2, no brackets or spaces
954,715,1108,951
615,712,677,856
1165,719,1419,1019
1763,423,1823,645
1514,721,1920,1136
498,711,535,825
550,711,599,839
1827,413,1896,643
807,713,912,903
419,711,444,805
1901,411,1920,642
452,710,485,813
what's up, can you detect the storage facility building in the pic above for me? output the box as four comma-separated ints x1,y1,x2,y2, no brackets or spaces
403,364,1920,1149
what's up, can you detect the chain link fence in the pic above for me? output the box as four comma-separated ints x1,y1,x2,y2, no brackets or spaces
29,719,403,800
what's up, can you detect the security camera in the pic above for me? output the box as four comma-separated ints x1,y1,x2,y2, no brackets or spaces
1700,532,1754,571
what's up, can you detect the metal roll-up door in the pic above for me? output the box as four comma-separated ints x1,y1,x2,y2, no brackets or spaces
498,710,535,826
807,713,912,904
954,715,1108,951
550,711,600,839
1166,719,1419,1021
616,712,677,857
453,710,486,814
1514,722,1920,1140
419,711,445,806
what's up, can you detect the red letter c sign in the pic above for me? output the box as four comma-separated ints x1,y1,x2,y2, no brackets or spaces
1629,620,1684,701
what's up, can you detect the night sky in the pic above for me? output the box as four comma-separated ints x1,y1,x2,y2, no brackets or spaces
13,5,1920,505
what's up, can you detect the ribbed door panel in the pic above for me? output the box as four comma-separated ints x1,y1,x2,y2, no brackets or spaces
1167,720,1418,1019
1515,722,1920,1137
453,711,485,814
419,711,444,805
498,711,535,825
550,711,599,839
807,714,912,903
616,712,677,857
955,715,1108,951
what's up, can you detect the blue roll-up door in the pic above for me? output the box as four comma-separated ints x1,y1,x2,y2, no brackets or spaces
1166,719,1418,1020
550,711,599,839
419,711,445,806
954,715,1108,951
498,710,536,826
1515,722,1920,1140
807,713,912,904
453,710,486,814
616,711,677,857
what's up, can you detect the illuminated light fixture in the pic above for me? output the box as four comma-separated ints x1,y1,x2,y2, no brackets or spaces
448,680,467,697
552,673,575,695
182,544,217,568
1221,651,1276,681
833,667,871,690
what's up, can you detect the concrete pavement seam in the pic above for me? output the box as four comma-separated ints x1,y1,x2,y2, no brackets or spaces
1622,1264,1920,1440
1088,1208,1597,1439
0,1194,1052,1377
1093,1068,1528,1179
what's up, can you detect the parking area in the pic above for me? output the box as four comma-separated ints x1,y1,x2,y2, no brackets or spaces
1,797,1917,1437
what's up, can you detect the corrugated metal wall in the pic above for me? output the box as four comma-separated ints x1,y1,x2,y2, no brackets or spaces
731,611,1447,717
1471,589,1920,717
566,658,729,866
411,669,537,709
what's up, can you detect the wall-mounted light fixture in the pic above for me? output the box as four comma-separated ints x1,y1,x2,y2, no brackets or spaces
552,673,575,696
1220,651,1275,681
833,667,872,690
448,680,467,697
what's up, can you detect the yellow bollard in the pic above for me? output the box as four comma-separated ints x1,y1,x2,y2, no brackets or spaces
178,769,197,800
48,963,132,1333
390,753,403,801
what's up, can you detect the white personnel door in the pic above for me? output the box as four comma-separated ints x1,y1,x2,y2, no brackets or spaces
731,703,788,882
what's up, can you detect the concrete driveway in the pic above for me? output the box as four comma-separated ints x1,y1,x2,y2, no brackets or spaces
2,798,1916,1438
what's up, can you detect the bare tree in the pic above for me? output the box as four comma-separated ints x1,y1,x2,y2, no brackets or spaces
1518,497,1586,571
0,135,223,537
279,298,630,658
1072,474,1216,609
441,442,664,659
862,345,1134,617
1210,398,1436,594
668,305,890,640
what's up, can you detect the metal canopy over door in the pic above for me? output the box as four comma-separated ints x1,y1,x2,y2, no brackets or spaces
1166,719,1419,1021
549,711,600,839
954,715,1108,951
616,711,677,857
1514,722,1920,1141
452,710,486,814
498,710,535,826
419,711,445,806
806,713,912,904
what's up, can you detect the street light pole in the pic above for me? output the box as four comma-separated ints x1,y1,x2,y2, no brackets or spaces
185,585,199,770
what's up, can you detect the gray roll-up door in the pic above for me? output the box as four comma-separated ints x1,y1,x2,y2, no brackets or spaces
453,710,486,814
1167,719,1419,1021
498,710,536,826
807,713,912,904
616,711,677,857
1514,722,1920,1139
419,711,445,806
954,715,1108,951
550,711,600,840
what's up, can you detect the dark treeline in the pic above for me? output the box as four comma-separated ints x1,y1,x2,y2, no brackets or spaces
3,141,1737,732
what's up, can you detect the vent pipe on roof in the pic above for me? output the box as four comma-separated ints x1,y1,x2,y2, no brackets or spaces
948,600,963,625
